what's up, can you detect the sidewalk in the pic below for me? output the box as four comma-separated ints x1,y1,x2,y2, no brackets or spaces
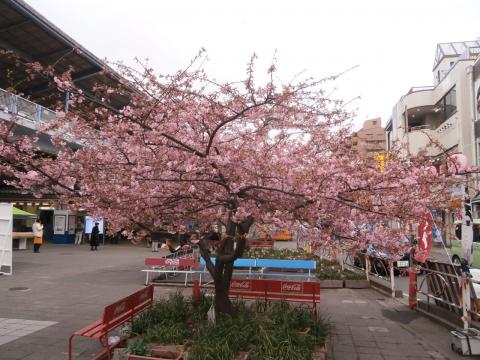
430,245,454,263
0,243,476,359
321,288,471,359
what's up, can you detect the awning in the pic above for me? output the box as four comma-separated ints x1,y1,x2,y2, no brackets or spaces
13,206,36,219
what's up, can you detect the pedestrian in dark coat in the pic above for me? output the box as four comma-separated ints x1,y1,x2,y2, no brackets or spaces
91,222,100,251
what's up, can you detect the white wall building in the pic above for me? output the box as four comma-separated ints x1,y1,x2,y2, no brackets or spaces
386,41,480,242
386,41,480,166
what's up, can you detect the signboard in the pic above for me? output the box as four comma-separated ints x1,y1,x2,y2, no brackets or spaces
0,203,13,275
231,279,252,290
84,216,104,234
281,281,304,293
145,257,198,267
68,215,76,235
415,212,432,263
54,215,66,235
229,278,320,302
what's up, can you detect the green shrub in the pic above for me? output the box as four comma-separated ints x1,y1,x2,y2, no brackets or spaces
188,313,258,360
132,292,190,335
131,294,330,360
141,322,190,344
127,338,149,356
344,271,367,280
243,248,315,260
188,300,330,360
316,269,344,280
131,291,208,345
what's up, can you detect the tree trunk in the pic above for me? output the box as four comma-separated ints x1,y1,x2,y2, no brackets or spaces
214,275,236,317
198,217,253,318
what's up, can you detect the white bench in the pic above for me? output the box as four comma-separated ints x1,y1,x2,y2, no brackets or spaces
142,257,199,286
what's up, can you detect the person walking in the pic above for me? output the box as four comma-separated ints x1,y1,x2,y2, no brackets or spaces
90,222,100,251
75,219,84,245
32,218,44,253
150,232,160,252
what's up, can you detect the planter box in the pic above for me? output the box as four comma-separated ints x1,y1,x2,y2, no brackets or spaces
150,345,184,359
128,355,184,360
312,337,330,360
319,279,344,288
113,348,129,360
344,279,369,288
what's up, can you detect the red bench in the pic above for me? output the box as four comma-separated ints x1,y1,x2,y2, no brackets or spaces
68,285,154,360
229,278,320,317
142,257,199,286
247,240,274,248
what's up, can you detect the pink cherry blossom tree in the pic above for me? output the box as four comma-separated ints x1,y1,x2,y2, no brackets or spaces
0,51,458,315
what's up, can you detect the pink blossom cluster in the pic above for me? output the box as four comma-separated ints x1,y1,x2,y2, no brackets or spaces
0,53,461,257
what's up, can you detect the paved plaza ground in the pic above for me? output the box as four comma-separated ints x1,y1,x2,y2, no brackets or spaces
0,242,477,359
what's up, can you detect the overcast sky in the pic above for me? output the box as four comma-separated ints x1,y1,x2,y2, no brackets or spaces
26,0,480,129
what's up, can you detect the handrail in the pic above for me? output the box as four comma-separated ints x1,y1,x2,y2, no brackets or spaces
407,86,435,94
408,124,434,132
0,88,57,123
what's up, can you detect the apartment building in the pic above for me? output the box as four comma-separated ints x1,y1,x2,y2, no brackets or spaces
350,118,386,157
385,40,480,241
386,41,480,164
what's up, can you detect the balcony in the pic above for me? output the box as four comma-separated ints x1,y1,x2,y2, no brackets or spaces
0,88,57,125
406,105,444,132
408,128,435,155
405,107,457,155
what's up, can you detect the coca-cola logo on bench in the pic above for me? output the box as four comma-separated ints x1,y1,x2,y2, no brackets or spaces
165,258,180,266
281,282,303,293
230,280,251,290
113,302,127,316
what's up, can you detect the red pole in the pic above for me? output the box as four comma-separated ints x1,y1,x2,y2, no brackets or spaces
409,246,417,309
193,279,201,301
408,269,417,309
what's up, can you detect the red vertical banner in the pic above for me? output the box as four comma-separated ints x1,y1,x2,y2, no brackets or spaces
415,212,432,263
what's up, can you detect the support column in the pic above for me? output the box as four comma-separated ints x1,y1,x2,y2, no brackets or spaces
64,91,70,113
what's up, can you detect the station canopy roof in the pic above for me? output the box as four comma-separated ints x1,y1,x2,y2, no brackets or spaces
0,0,130,109
433,41,480,70
13,206,36,219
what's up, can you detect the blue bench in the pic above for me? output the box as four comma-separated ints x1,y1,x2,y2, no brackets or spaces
198,258,316,284
256,259,316,279
199,258,257,284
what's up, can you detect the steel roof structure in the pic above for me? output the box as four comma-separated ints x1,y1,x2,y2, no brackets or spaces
433,41,480,71
0,0,133,202
0,0,129,108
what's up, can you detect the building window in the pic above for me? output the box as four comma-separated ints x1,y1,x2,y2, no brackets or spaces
476,86,480,117
372,120,377,125
435,86,457,122
477,140,480,166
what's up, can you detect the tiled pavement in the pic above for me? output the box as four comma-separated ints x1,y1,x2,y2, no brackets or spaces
0,242,477,359
0,318,57,346
319,288,469,359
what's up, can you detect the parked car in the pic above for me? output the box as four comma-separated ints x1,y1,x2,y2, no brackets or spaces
353,249,422,276
451,239,480,269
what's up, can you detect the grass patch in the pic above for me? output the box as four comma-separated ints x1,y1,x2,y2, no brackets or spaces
131,294,330,360
244,248,316,260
